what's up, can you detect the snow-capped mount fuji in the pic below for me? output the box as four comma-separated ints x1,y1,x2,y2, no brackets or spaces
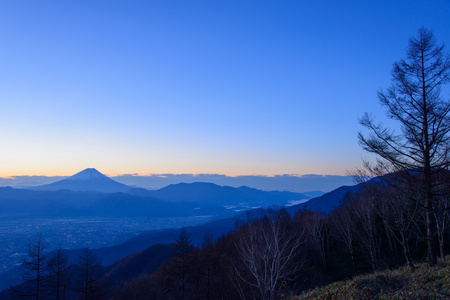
31,168,132,193
69,168,109,181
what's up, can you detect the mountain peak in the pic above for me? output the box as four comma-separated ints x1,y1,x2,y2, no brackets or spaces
69,168,108,181
31,168,131,193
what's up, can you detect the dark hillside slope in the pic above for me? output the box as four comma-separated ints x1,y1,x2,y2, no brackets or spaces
102,243,175,286
287,184,360,215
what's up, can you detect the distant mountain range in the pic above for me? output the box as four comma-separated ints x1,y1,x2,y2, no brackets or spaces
0,168,315,219
0,168,358,220
0,172,354,193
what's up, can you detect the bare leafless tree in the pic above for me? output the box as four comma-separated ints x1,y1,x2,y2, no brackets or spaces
16,234,49,300
353,156,427,271
434,176,450,261
358,27,450,266
299,211,330,270
233,210,304,300
174,227,195,300
347,188,381,271
377,180,420,271
330,203,356,273
77,248,104,300
46,247,71,300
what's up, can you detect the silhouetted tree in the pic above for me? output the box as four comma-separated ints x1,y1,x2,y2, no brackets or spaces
149,228,196,299
347,188,382,271
434,173,450,260
46,247,71,300
77,248,104,300
300,211,330,270
358,27,450,265
330,201,356,273
174,227,195,300
199,232,215,300
386,175,423,269
16,235,49,300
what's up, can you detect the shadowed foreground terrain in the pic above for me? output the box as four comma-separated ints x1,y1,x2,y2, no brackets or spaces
295,257,450,299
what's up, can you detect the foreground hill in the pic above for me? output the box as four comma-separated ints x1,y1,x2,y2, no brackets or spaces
102,243,175,288
295,258,450,299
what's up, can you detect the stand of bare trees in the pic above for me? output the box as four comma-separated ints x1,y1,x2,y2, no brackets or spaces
12,238,107,300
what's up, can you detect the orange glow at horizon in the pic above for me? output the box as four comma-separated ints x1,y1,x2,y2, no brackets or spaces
0,165,352,178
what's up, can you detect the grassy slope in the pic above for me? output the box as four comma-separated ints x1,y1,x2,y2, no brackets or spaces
295,258,450,299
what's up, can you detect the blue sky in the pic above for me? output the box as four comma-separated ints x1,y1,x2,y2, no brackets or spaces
0,0,449,177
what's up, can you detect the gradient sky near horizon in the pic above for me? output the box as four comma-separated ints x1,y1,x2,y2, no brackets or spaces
1,1,449,177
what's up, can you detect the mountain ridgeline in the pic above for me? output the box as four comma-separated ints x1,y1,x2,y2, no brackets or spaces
0,168,316,219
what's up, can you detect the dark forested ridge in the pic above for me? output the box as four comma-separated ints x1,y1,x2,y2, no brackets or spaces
286,184,360,214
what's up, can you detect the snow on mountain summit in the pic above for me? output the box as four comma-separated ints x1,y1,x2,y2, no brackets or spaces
69,168,109,181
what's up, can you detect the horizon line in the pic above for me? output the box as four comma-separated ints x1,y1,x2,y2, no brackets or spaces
0,171,351,179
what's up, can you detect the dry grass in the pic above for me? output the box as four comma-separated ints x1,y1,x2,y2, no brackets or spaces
295,258,450,299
